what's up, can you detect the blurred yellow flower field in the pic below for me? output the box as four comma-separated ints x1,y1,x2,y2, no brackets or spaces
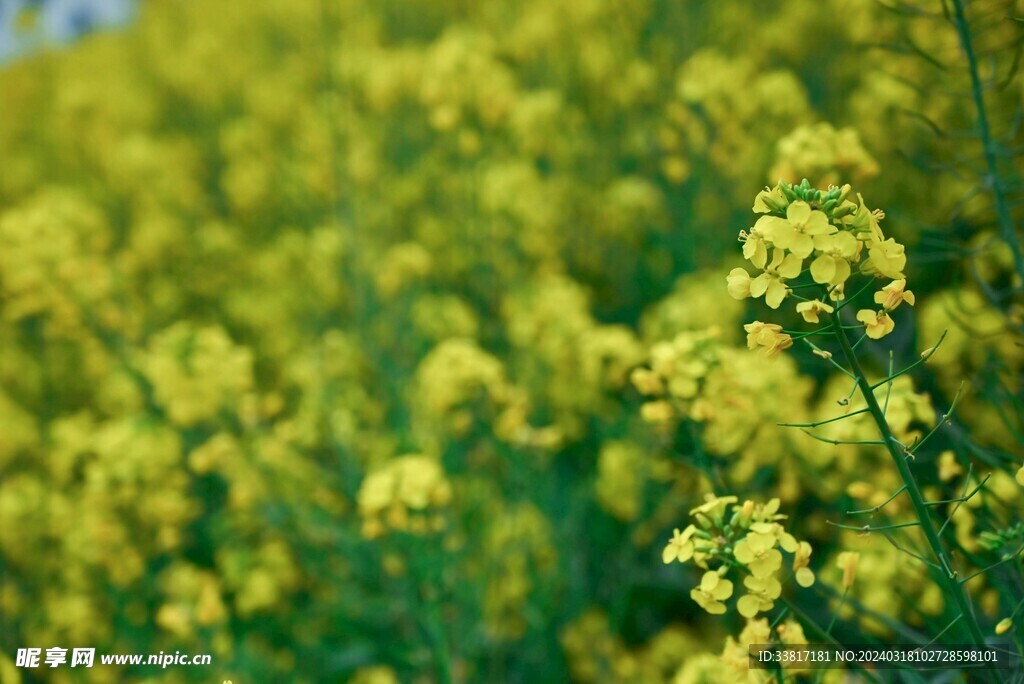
0,0,1022,682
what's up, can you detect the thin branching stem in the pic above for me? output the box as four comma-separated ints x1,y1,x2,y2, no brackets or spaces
800,429,884,446
847,485,906,516
950,0,1024,286
829,309,993,668
778,408,870,428
936,467,983,539
802,338,856,379
959,544,1024,585
826,520,920,532
911,382,966,456
868,330,948,390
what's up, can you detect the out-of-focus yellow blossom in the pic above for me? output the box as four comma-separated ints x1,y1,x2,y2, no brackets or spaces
792,541,815,588
350,665,400,684
744,321,793,357
561,609,710,684
856,309,895,340
1015,464,1024,487
719,620,771,674
996,618,1013,635
938,451,964,482
630,368,664,396
837,551,860,589
356,455,452,538
770,122,879,187
414,338,511,437
481,502,557,641
875,278,915,310
632,328,721,424
596,441,671,522
641,271,745,344
796,299,834,323
140,323,254,427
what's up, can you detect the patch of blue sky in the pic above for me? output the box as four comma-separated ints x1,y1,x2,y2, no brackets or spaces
0,0,134,63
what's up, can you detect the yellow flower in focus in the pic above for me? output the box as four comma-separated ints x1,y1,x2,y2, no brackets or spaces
810,230,858,285
749,248,802,308
726,268,752,300
792,541,815,588
690,494,739,518
875,279,915,311
743,321,793,358
755,201,834,258
837,551,859,589
662,525,696,564
864,237,907,279
690,571,733,615
737,575,781,617
752,185,788,214
734,533,783,578
795,299,834,324
739,229,768,269
856,309,894,340
996,618,1013,635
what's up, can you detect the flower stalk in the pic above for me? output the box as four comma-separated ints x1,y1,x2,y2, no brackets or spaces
830,307,995,677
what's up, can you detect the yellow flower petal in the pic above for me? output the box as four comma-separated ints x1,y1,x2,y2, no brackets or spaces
737,594,761,618
787,201,811,225
796,567,815,588
810,255,836,284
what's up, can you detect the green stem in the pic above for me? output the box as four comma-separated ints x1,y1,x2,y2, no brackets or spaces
950,0,1024,288
830,310,995,679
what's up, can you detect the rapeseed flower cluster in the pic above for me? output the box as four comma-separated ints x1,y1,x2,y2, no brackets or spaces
663,495,814,618
729,180,914,345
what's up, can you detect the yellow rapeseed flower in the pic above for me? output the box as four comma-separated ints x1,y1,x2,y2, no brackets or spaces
690,571,734,615
737,575,782,617
875,278,915,310
795,299,834,324
733,532,783,578
726,267,752,300
743,321,793,357
739,229,769,269
749,248,802,309
752,185,788,214
836,551,860,589
662,525,697,564
809,230,858,285
864,237,907,279
755,201,834,259
856,309,894,340
792,541,815,588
